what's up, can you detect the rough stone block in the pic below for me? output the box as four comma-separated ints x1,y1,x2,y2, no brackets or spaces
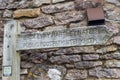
89,67,120,78
52,0,65,3
105,60,120,68
113,36,120,45
0,2,6,9
101,51,120,60
3,10,13,18
54,11,83,25
21,61,34,68
72,46,95,53
75,61,102,69
49,55,81,64
96,45,117,53
32,0,51,7
65,69,87,80
41,2,75,14
13,8,40,18
23,16,54,29
83,54,99,60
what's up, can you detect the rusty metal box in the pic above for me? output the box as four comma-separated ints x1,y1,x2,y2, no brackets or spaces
87,7,105,26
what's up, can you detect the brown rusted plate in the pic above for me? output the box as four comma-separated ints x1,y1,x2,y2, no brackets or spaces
87,7,105,26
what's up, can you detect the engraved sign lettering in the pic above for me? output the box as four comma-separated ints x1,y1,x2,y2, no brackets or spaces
16,26,113,50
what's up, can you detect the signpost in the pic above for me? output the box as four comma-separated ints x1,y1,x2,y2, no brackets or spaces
2,20,113,80
17,26,113,50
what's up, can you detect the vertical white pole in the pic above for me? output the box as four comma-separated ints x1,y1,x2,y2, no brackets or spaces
2,20,21,80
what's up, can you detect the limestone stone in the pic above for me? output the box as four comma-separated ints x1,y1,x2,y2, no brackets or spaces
106,0,120,5
104,3,115,11
65,69,87,80
3,10,13,18
75,61,102,69
23,16,54,29
29,52,48,63
107,8,120,21
89,67,120,78
83,54,99,60
21,61,34,68
21,69,28,75
0,2,6,9
29,65,66,80
41,2,75,14
48,66,66,79
7,2,19,9
7,1,31,9
48,69,62,80
52,0,65,3
53,48,73,55
113,36,120,45
13,8,40,18
32,0,51,7
96,45,117,53
49,55,81,64
72,46,95,53
70,21,87,28
65,64,75,68
101,51,120,60
105,60,120,68
75,0,104,10
54,11,83,25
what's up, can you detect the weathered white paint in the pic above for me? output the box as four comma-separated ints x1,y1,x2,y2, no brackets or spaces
16,26,113,50
48,69,62,80
2,20,21,80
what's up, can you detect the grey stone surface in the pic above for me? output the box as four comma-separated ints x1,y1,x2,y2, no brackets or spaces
52,0,65,3
3,10,13,18
106,0,120,5
53,48,73,55
0,2,6,9
7,1,31,9
32,0,51,7
83,54,99,60
89,67,120,78
41,2,75,14
107,8,120,21
65,69,87,80
21,61,34,68
96,45,117,53
75,61,102,69
72,46,95,53
50,55,81,64
105,60,120,68
54,11,83,25
23,16,54,29
113,36,120,45
100,51,120,60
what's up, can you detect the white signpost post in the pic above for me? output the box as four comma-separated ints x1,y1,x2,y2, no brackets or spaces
2,20,113,80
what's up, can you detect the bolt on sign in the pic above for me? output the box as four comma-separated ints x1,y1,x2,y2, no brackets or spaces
2,20,113,80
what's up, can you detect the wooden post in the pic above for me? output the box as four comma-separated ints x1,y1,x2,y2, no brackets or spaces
2,20,21,80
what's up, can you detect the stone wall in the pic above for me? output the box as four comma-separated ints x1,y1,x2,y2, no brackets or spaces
0,0,120,80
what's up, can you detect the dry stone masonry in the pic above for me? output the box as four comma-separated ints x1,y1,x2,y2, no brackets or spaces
0,0,120,80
